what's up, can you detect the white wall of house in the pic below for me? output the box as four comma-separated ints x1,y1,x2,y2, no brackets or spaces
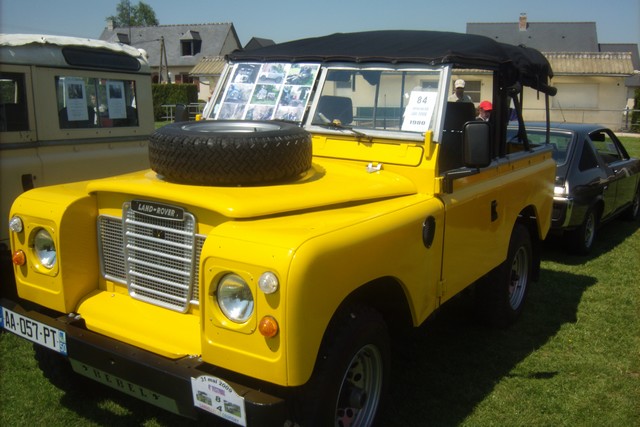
548,76,629,129
451,74,630,130
196,76,222,102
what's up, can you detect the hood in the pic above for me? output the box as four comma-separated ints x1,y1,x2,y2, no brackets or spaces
86,160,417,218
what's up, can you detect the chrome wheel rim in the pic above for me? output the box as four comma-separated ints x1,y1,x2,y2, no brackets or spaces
509,246,529,310
584,212,596,249
335,344,383,427
632,192,640,218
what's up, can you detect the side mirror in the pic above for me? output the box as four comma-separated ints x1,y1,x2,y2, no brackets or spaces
463,121,492,168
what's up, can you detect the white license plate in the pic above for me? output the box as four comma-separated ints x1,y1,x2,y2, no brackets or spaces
1,306,67,355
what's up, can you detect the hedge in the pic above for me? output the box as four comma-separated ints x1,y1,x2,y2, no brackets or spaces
152,83,198,120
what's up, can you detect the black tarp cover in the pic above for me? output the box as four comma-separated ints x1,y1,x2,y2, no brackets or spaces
228,30,555,95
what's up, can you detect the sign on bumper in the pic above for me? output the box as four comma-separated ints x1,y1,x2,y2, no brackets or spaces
192,375,247,426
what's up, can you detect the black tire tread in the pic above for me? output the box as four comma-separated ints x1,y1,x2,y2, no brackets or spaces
475,223,532,328
295,305,390,426
149,121,312,186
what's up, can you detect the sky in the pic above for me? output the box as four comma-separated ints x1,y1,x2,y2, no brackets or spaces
1,0,639,49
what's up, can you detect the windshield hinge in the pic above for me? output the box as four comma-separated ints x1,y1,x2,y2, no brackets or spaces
437,280,446,299
366,162,383,173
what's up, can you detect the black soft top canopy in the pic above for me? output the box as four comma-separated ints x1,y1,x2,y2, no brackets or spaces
228,30,555,95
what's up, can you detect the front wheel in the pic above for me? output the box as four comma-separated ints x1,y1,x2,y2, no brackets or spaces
475,223,533,327
297,305,390,427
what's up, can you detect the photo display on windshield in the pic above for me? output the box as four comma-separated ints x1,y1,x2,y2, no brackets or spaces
215,63,320,122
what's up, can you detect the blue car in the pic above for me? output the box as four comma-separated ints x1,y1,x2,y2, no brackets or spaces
508,123,640,254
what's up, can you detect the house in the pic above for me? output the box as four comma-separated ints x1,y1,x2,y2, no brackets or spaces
189,56,227,102
243,37,275,51
462,14,638,130
188,37,275,102
99,22,241,101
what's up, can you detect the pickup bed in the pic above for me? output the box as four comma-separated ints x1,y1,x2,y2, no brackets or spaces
1,30,557,426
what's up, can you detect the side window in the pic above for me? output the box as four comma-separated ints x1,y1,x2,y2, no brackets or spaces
589,130,624,166
461,80,481,103
56,76,139,129
0,72,29,132
578,141,599,171
548,133,573,165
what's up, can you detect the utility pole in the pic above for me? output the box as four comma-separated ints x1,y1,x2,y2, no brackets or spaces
158,36,170,84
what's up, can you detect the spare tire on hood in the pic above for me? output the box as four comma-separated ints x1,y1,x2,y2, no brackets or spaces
149,120,312,186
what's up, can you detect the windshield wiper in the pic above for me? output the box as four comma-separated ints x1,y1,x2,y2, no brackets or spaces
312,118,371,140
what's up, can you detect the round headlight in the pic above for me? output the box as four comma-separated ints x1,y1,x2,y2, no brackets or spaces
217,274,254,323
34,229,56,269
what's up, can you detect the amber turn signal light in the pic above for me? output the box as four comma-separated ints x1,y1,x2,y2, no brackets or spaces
12,250,26,266
258,316,279,338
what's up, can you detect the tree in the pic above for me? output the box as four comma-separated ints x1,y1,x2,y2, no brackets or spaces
107,0,159,28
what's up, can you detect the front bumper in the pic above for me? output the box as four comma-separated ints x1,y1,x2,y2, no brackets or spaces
551,196,574,229
0,298,287,426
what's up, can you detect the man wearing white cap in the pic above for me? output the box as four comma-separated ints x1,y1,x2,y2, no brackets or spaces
448,79,473,102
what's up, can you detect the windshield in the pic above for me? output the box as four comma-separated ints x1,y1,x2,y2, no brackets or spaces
310,68,443,135
207,63,446,137
507,127,573,165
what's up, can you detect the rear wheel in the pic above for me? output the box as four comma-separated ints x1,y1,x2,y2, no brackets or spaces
297,305,389,427
475,223,532,327
567,207,598,254
622,187,640,221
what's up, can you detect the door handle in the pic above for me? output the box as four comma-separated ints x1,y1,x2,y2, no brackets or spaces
491,200,498,222
21,174,35,191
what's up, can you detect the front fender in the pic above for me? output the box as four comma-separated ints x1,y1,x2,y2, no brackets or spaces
285,196,444,386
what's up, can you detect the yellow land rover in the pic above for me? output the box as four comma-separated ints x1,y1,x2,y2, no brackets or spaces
2,31,557,426
0,34,153,257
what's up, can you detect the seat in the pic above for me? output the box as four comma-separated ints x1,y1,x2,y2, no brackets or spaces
314,96,353,125
58,107,95,128
112,106,139,127
1,103,29,131
175,104,189,122
439,102,476,172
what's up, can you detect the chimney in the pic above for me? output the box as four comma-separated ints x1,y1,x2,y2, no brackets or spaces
519,13,528,32
107,19,115,31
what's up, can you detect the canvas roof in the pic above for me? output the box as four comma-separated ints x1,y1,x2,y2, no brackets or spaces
228,30,556,95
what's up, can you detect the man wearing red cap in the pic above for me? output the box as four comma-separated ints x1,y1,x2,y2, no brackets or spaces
477,100,492,121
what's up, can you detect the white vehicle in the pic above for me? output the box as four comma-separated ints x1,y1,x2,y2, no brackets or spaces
0,34,154,252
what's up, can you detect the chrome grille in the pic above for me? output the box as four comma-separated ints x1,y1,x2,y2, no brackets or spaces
98,202,205,312
99,215,126,283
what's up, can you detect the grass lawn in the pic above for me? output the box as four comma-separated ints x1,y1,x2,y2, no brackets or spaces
1,137,639,427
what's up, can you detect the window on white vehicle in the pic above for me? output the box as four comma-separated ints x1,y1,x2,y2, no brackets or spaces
312,68,443,134
0,72,29,132
55,76,139,129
